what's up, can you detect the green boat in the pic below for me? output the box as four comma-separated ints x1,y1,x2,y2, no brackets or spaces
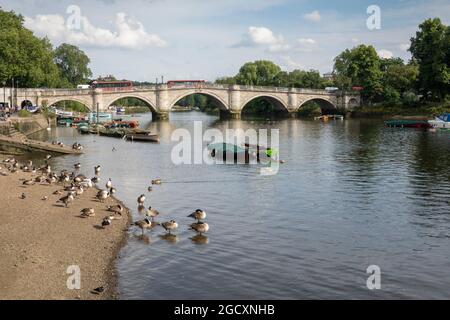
207,142,253,163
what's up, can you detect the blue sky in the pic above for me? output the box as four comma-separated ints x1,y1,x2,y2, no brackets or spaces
1,0,449,82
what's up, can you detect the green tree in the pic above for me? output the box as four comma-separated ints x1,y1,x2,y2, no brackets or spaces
410,18,450,101
54,43,92,87
333,45,383,103
235,60,281,86
0,9,60,88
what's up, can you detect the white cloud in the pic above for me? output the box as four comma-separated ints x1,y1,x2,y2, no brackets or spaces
24,12,167,50
303,10,321,22
294,38,317,52
280,56,304,70
399,43,410,52
234,26,290,52
377,49,394,59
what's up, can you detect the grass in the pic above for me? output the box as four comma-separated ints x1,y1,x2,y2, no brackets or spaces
18,110,31,118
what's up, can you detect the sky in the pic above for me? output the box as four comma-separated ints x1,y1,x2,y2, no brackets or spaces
1,0,449,82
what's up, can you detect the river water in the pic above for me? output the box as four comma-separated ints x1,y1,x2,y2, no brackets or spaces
30,111,450,299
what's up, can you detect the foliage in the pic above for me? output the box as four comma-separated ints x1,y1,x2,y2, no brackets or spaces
18,109,31,117
298,101,322,117
410,18,450,101
54,43,92,87
53,100,89,113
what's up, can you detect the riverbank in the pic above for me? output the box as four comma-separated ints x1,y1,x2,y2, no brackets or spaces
350,103,450,118
0,157,130,300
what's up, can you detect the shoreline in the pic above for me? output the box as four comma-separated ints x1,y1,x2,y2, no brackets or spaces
0,155,131,300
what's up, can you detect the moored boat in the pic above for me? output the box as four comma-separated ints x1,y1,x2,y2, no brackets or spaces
385,119,432,129
428,113,450,129
124,129,159,142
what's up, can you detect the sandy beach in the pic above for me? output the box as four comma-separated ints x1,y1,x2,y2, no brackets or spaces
0,158,130,300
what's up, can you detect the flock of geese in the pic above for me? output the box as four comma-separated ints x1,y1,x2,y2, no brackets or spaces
1,154,210,242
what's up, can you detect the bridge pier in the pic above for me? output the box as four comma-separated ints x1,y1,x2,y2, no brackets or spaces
219,110,241,120
152,111,169,121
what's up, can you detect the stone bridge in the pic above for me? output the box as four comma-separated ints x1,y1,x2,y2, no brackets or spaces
10,84,360,119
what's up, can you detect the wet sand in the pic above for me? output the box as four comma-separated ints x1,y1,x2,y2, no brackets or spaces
0,161,130,300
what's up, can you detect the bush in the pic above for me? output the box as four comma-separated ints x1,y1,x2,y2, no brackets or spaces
18,110,31,117
402,91,420,106
298,101,322,117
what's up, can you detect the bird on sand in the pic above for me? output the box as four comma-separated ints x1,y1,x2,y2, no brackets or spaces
107,204,123,215
80,208,95,218
161,220,178,234
57,194,74,207
190,222,210,235
188,209,206,223
20,193,26,199
106,178,112,189
96,190,110,202
101,217,112,228
22,179,35,186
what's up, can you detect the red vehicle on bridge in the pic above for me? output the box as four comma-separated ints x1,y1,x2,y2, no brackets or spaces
91,80,133,91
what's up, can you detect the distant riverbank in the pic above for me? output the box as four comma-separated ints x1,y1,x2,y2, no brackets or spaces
350,103,450,118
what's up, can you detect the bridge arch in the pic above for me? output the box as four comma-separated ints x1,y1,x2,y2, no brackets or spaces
43,97,92,111
168,90,229,111
240,94,289,114
103,94,157,113
298,97,337,113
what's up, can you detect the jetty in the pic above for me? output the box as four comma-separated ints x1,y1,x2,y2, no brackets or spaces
0,134,83,155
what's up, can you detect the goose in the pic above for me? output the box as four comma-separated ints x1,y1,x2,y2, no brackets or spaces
96,190,110,202
91,176,100,184
22,179,35,186
161,220,178,234
20,193,26,199
134,218,152,235
147,186,153,192
145,207,160,221
57,194,74,207
80,208,95,218
106,178,112,189
190,222,210,235
151,179,162,185
107,204,123,215
81,179,93,188
138,204,146,214
109,187,117,195
75,186,84,197
94,165,101,175
188,209,206,222
42,196,48,201
45,175,57,184
137,194,145,205
45,154,52,161
101,217,112,228
74,174,86,183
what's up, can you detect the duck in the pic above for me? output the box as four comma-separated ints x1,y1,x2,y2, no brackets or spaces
96,190,110,202
151,179,162,185
74,174,86,183
57,194,74,207
75,186,84,197
190,222,210,235
80,208,95,218
134,218,152,235
137,194,145,205
188,209,206,222
145,206,160,221
107,204,123,215
161,220,178,234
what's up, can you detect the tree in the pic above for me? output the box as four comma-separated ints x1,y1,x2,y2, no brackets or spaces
0,9,60,88
333,45,383,103
410,18,450,101
235,60,281,86
54,43,92,87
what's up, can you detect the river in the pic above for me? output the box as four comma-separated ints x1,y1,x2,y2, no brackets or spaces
29,111,450,299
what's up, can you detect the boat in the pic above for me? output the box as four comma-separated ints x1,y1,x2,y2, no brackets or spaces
207,142,254,163
98,128,125,138
105,120,139,129
78,126,90,134
428,113,450,129
124,128,159,142
314,114,344,121
385,119,432,129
